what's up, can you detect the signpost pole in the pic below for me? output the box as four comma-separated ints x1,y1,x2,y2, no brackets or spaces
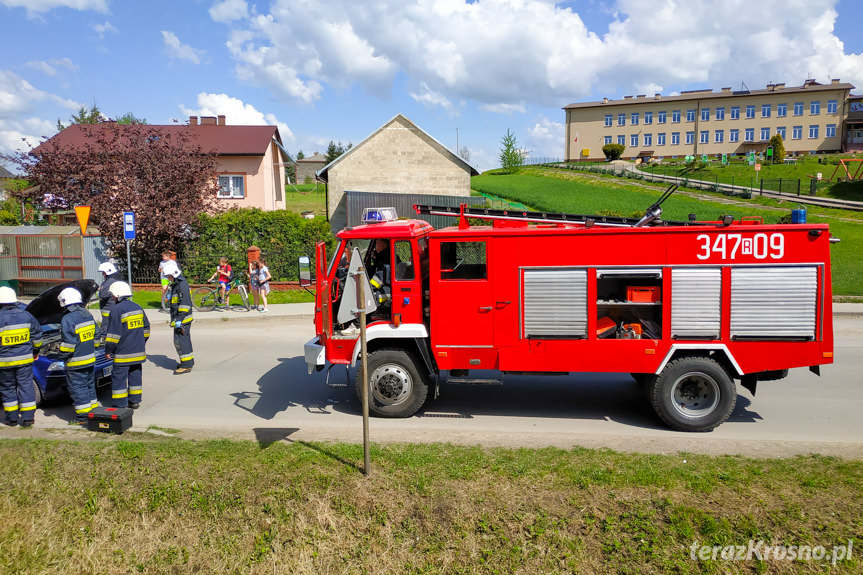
357,265,371,476
126,240,132,285
123,212,135,286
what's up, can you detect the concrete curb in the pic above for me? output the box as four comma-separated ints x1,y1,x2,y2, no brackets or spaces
143,302,315,324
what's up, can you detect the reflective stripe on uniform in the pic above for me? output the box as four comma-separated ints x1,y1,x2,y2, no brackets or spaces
370,277,383,289
67,353,96,367
113,353,146,363
59,343,75,352
19,401,36,412
129,386,142,396
178,305,191,313
74,402,93,414
3,401,18,411
111,390,128,399
180,316,193,325
179,353,194,361
1,326,30,345
0,354,34,367
105,335,120,343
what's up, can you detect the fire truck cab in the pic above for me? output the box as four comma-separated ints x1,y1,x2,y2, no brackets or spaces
304,202,834,432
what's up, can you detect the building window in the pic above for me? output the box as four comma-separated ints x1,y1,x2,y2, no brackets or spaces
631,112,639,125
810,101,820,115
218,175,245,198
794,102,803,116
701,108,710,121
730,129,739,143
671,132,680,145
777,126,786,140
672,110,681,123
685,131,694,144
827,100,837,114
699,130,709,144
658,111,667,124
777,103,787,117
657,132,666,146
618,113,626,126
744,128,755,142
630,134,639,147
715,107,725,120
604,114,612,127
604,135,612,145
714,130,724,143
809,125,819,139
760,127,770,141
792,126,802,140
644,111,653,125
746,105,755,119
731,106,740,120
686,109,696,122
826,124,837,138
617,135,625,146
644,133,652,146
761,104,771,118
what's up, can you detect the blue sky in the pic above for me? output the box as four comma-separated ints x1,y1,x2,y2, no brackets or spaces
1,0,862,173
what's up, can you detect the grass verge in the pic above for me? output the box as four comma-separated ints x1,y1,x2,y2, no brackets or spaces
0,438,860,574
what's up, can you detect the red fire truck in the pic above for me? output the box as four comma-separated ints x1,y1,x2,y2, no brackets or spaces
303,191,835,432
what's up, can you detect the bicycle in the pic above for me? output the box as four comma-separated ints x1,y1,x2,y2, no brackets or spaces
192,273,250,311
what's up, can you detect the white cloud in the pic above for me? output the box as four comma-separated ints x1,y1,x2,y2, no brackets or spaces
93,21,118,38
161,31,205,65
179,92,296,145
210,0,249,23
480,103,527,115
409,82,457,116
526,115,564,160
0,0,108,15
24,57,77,76
0,70,80,154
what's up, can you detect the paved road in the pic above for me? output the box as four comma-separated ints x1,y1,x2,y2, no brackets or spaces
8,304,863,458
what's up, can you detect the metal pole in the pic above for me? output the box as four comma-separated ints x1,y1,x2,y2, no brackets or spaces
126,239,132,285
357,266,370,476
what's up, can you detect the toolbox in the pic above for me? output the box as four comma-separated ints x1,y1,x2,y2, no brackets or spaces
626,286,661,303
86,406,133,434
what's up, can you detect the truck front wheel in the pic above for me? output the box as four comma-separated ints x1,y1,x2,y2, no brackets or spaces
648,356,736,432
357,348,429,418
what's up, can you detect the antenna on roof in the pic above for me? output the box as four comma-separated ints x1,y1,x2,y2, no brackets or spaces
741,81,749,91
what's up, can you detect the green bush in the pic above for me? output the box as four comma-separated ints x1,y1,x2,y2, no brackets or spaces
602,143,625,161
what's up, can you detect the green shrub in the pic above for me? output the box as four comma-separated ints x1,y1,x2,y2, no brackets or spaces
602,143,625,161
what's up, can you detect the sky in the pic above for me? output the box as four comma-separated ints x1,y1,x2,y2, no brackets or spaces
1,0,862,173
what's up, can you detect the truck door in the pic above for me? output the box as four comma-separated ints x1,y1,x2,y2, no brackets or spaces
431,239,496,368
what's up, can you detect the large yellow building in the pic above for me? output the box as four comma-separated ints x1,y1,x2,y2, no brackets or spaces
563,79,860,162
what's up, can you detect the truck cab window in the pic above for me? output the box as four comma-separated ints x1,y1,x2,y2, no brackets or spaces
394,240,414,281
440,241,487,280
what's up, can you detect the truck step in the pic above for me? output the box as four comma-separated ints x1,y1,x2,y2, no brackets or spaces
446,377,502,385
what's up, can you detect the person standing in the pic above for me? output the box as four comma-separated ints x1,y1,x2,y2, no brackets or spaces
103,281,149,409
164,261,194,375
97,261,121,326
57,287,98,425
249,258,272,312
157,250,176,313
0,287,43,428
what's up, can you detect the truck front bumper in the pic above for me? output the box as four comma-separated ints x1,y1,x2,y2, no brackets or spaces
304,337,326,374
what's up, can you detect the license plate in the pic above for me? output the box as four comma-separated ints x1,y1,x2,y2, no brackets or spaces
103,365,112,377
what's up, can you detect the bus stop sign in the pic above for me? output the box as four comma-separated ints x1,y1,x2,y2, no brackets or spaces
123,212,135,240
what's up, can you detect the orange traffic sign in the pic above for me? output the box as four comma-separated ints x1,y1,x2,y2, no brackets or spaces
75,206,91,235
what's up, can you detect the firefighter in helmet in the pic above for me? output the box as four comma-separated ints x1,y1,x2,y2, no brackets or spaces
0,286,43,427
164,261,194,374
57,286,98,425
368,239,392,317
103,281,150,408
97,261,121,327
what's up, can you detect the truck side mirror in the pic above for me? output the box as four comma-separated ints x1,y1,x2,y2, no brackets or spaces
298,256,313,287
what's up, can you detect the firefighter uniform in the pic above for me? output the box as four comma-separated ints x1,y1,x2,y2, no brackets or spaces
0,303,43,427
98,273,120,326
59,304,99,423
169,273,194,371
369,264,392,310
104,298,150,408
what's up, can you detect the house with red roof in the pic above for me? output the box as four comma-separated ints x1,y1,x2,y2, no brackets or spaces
31,115,291,211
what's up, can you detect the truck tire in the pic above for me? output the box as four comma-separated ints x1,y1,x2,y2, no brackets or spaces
357,348,428,418
648,356,736,432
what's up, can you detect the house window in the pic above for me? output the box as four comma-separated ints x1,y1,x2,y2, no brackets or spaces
699,130,709,144
746,105,755,119
605,114,612,127
792,126,802,140
777,126,786,140
604,135,612,145
744,128,755,141
630,134,639,147
644,133,652,146
701,108,710,121
826,124,837,138
760,127,770,141
618,113,626,126
686,109,696,122
730,106,740,120
794,102,803,116
658,111,666,124
715,130,724,143
671,132,680,145
672,110,681,123
715,107,725,120
729,129,739,142
685,131,694,145
777,103,787,117
827,100,837,114
810,101,820,115
631,112,639,125
761,104,771,118
809,125,819,139
617,135,626,146
218,175,245,198
657,132,666,146
644,111,653,125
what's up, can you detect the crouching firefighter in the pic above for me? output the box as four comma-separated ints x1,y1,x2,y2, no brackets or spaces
103,281,149,409
57,287,98,425
0,286,43,428
164,261,194,375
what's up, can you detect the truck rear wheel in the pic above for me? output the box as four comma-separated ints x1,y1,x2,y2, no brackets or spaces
648,356,736,432
357,348,428,418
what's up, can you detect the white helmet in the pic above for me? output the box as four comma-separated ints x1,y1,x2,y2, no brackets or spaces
0,286,17,304
109,281,133,299
162,260,181,278
98,262,118,275
58,287,83,307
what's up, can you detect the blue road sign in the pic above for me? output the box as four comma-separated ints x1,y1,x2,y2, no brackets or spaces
123,212,135,240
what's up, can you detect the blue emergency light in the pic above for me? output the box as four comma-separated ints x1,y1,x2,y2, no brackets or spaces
362,207,397,223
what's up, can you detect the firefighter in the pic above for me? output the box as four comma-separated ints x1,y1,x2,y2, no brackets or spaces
103,281,149,409
97,261,121,327
0,286,43,428
369,262,392,312
57,286,99,425
164,261,194,375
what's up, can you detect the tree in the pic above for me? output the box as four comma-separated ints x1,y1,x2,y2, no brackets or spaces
324,141,352,164
57,103,105,131
602,143,626,161
296,150,305,160
499,129,524,174
768,134,786,164
3,124,223,272
458,146,471,163
115,112,147,125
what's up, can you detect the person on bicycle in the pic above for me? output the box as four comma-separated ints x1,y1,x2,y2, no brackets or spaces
207,256,232,308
